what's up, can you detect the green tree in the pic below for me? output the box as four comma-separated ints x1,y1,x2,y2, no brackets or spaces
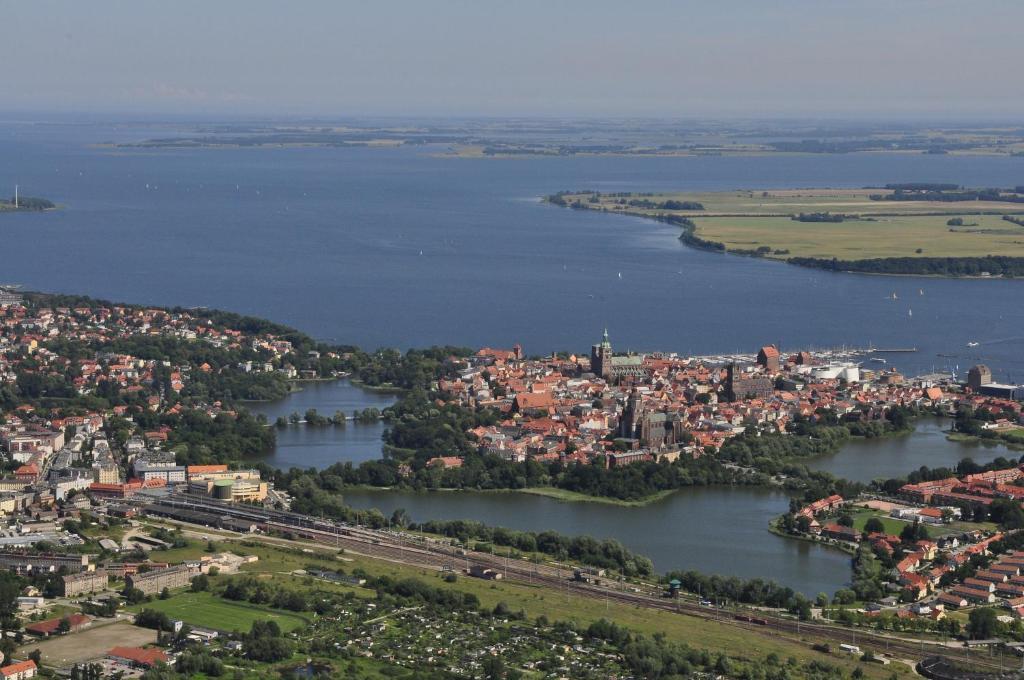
967,607,1000,639
863,517,885,534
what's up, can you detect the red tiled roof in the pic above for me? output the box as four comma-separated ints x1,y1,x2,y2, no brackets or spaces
0,660,37,677
25,613,91,635
108,646,168,667
515,392,553,410
187,464,228,475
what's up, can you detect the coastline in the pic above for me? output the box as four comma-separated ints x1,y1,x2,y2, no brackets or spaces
946,430,1024,451
768,517,858,557
545,196,1024,280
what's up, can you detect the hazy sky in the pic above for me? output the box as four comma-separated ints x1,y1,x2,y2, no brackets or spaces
1,0,1021,118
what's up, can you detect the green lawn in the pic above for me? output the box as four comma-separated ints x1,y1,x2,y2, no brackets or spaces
517,486,675,506
850,508,997,539
850,509,933,538
128,590,311,634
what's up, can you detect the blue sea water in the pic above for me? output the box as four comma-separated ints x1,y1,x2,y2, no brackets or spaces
2,120,1023,381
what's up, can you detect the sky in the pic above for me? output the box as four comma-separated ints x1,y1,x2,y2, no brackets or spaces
1,0,1021,119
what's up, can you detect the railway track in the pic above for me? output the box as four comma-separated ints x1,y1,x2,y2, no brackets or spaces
143,495,1019,674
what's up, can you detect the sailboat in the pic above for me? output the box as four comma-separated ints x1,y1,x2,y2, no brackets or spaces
919,289,924,296
908,308,913,318
890,292,898,300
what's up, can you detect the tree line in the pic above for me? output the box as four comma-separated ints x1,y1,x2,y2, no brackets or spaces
787,255,1024,278
412,519,654,576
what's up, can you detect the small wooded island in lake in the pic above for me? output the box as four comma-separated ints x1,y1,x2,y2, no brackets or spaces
549,185,1024,277
0,195,55,212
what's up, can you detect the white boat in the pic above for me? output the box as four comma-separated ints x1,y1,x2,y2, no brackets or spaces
908,309,913,317
871,357,887,364
967,341,979,347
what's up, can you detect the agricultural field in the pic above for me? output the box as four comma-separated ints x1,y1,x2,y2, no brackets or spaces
127,590,311,633
563,188,1024,261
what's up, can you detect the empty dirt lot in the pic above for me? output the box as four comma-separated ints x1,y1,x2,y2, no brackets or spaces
19,621,158,666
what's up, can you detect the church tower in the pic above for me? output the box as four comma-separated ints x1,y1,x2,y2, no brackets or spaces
591,328,613,380
620,388,643,438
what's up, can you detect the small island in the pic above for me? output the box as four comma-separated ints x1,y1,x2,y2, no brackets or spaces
0,195,55,212
549,185,1024,277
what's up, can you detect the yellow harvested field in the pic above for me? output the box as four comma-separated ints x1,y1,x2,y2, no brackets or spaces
569,188,1024,260
692,214,1024,259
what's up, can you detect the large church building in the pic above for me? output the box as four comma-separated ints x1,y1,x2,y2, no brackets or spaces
590,329,645,382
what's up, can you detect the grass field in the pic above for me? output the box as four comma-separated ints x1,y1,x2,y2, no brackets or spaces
849,507,998,539
127,590,311,634
517,486,676,506
850,508,932,538
1001,429,1024,443
565,188,1024,261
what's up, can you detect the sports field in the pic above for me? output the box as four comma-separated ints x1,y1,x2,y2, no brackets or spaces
20,621,157,666
565,188,1024,260
128,590,311,633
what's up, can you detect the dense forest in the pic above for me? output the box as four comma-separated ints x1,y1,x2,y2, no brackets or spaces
787,255,1024,278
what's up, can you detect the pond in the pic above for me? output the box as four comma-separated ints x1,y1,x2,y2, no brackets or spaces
340,485,850,597
806,417,1020,483
244,379,397,470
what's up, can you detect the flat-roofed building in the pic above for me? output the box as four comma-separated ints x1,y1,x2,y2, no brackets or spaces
0,551,89,574
62,569,107,597
187,478,268,503
125,564,196,595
